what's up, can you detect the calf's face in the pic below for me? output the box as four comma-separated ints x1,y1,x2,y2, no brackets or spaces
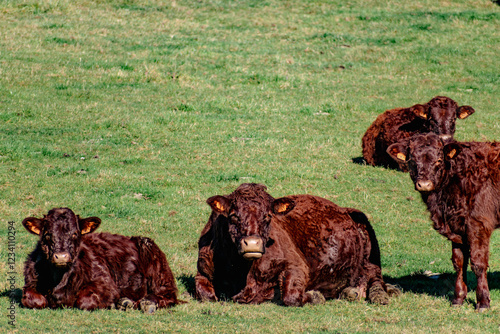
207,188,294,260
23,208,101,268
387,133,457,192
411,96,474,141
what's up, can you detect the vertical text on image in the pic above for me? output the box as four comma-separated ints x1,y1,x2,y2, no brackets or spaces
7,221,16,327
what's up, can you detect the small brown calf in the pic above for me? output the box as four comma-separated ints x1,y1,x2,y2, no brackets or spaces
388,133,500,311
22,208,179,312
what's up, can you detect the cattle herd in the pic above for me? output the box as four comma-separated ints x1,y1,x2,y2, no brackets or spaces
20,96,499,313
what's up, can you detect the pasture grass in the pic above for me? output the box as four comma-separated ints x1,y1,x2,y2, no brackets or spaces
1,0,499,332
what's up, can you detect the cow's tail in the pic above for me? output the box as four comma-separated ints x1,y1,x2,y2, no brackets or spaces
347,209,398,304
347,209,381,267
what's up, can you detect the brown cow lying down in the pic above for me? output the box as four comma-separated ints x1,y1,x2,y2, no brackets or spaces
388,133,500,311
362,96,474,171
195,183,398,306
22,208,179,312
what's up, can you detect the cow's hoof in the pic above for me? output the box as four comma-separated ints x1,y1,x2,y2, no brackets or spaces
476,303,490,313
140,299,157,314
339,287,360,302
386,284,402,297
451,298,464,307
368,285,390,305
117,297,134,311
305,290,326,305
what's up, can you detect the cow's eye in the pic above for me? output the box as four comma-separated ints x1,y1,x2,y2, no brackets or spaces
71,233,78,240
44,234,51,241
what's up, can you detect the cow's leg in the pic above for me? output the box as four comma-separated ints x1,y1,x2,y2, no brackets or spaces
195,273,218,302
451,242,469,307
116,297,134,311
75,280,118,310
279,268,310,306
75,286,102,310
233,259,283,305
21,288,48,309
365,263,390,305
195,245,218,302
232,274,275,304
142,284,179,310
468,222,492,311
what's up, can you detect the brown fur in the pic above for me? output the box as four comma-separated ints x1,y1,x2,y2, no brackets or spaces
362,96,474,171
387,134,500,310
21,208,179,311
195,183,390,306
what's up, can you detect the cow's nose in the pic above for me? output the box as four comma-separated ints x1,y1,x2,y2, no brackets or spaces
240,236,264,260
52,252,71,266
416,180,434,192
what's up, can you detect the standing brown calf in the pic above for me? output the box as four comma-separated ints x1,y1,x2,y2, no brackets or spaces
387,133,500,311
22,208,179,312
195,183,396,306
362,96,474,171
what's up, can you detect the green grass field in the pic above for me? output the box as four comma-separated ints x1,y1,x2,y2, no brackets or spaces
1,0,499,332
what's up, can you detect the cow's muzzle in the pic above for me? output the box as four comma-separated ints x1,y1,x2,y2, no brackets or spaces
239,236,264,260
51,252,72,267
416,179,434,192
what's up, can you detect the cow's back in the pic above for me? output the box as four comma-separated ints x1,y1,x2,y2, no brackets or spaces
363,107,418,169
272,195,373,294
447,142,500,230
82,233,140,289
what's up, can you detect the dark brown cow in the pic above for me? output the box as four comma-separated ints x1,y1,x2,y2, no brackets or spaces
22,208,179,312
362,96,474,171
195,183,396,306
387,133,500,311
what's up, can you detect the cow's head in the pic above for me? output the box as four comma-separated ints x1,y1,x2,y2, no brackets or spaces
410,96,474,141
22,208,101,268
207,183,295,260
387,133,459,193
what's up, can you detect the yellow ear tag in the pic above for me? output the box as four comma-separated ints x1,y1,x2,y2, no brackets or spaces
447,148,457,159
30,225,41,235
276,202,290,213
214,201,225,212
459,112,468,119
81,222,98,234
396,153,406,161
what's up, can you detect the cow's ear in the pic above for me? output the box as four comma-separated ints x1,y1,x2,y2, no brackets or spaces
457,105,475,120
272,198,295,215
78,216,101,234
387,143,408,162
410,104,428,120
444,143,461,160
207,195,230,215
22,217,43,235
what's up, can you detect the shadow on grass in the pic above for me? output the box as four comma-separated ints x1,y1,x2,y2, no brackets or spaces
384,271,500,306
1,288,22,304
352,156,366,166
179,274,196,297
493,0,500,6
351,156,404,172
